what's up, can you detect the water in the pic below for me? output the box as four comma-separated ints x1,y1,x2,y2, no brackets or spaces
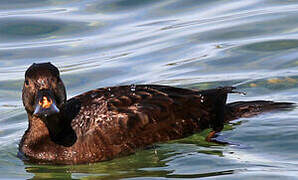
0,0,297,179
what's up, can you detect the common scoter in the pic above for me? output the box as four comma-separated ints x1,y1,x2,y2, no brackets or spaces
19,62,293,164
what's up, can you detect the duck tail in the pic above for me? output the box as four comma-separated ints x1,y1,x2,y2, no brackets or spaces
198,86,235,132
201,86,294,142
224,100,295,122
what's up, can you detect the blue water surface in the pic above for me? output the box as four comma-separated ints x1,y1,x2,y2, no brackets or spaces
0,0,297,179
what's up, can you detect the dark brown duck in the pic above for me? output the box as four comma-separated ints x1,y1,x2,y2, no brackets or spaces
19,62,293,164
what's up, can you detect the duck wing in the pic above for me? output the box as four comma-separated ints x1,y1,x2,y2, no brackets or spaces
63,85,233,147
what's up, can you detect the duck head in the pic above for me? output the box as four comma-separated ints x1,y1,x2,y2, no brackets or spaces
22,63,66,118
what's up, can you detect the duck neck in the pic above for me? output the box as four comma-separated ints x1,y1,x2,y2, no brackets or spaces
41,114,64,140
27,114,51,139
19,114,65,163
26,114,61,138
20,114,56,154
26,113,76,147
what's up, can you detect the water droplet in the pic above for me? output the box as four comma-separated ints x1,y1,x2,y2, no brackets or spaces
130,84,136,92
240,92,247,96
200,96,204,103
90,93,97,98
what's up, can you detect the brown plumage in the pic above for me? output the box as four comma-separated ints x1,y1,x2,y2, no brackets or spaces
19,62,294,164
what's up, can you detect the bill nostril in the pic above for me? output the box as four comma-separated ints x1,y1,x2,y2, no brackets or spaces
39,96,52,109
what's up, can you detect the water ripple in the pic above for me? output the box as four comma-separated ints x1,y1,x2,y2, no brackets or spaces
0,0,297,179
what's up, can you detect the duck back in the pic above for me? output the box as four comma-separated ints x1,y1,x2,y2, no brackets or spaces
55,85,231,160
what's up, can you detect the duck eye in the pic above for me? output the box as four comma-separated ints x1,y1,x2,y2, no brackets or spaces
25,80,29,86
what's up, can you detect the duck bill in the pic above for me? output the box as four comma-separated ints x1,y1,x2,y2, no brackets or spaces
33,90,60,117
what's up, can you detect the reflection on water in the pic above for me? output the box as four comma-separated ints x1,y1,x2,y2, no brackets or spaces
0,0,297,179
24,130,234,179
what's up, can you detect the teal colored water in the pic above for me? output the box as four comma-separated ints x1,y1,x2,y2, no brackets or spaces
0,0,297,179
